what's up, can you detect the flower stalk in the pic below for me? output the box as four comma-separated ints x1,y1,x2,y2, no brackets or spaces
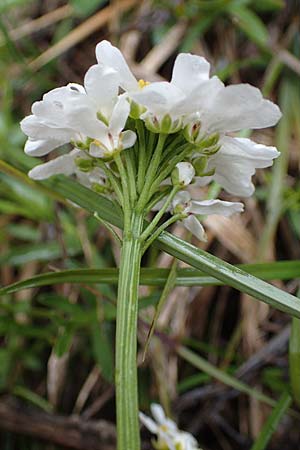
115,210,144,450
20,39,282,450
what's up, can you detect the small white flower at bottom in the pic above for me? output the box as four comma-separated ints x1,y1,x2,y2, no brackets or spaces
139,403,202,450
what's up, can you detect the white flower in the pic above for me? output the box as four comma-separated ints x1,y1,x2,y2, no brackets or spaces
21,64,135,164
139,403,202,450
194,138,280,197
180,67,281,196
172,191,244,241
96,40,139,92
130,54,218,133
21,84,88,157
96,41,218,133
192,83,281,137
89,95,136,157
28,148,106,188
172,162,195,187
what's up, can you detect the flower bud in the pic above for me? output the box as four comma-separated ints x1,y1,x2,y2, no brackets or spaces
129,100,147,120
144,114,182,134
75,157,95,172
92,183,108,194
193,156,208,176
183,120,202,144
172,162,195,187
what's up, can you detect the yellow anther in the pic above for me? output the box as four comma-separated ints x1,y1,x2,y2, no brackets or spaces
138,79,150,89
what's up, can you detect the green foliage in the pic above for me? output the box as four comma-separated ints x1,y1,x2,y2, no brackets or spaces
0,1,299,449
70,0,106,17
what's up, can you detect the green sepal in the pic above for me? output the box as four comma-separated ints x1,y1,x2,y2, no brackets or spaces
193,156,208,176
145,114,182,134
129,100,146,120
75,157,95,172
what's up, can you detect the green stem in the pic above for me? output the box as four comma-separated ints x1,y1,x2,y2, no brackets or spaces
147,144,191,199
95,159,123,206
142,213,184,254
114,153,131,231
115,211,144,450
136,121,146,194
136,133,167,212
124,148,137,205
140,185,179,241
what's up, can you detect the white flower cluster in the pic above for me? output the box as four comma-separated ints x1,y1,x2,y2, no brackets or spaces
139,403,202,450
21,40,281,240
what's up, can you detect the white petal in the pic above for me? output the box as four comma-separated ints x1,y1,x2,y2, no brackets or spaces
190,199,244,216
131,82,184,115
21,115,74,141
121,130,136,150
139,412,158,434
31,100,65,126
176,162,195,186
150,404,166,425
28,149,81,180
208,136,280,196
89,139,110,157
182,215,207,241
109,96,130,136
174,431,199,450
84,64,119,111
39,85,86,122
42,84,85,102
24,138,63,156
172,190,191,209
202,84,282,133
193,176,212,187
152,197,169,212
233,137,280,163
65,103,106,140
95,40,138,91
171,53,210,93
178,76,224,116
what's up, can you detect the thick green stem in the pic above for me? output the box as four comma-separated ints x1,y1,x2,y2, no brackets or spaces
115,211,144,450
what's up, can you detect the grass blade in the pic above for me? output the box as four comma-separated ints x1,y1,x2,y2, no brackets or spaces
289,315,300,408
1,162,300,318
177,345,276,408
250,391,292,450
142,260,177,361
178,346,298,420
1,261,300,295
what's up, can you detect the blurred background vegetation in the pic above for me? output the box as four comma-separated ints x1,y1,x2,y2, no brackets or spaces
0,0,300,449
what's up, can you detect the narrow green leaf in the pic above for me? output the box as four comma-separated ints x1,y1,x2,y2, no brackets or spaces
70,0,106,17
289,316,300,408
0,0,34,14
177,345,276,408
178,346,299,421
13,386,53,413
91,321,114,382
1,261,300,295
143,260,177,361
158,233,300,318
177,373,211,394
229,5,269,49
54,326,74,357
2,164,300,319
0,240,82,266
251,0,284,11
250,392,292,450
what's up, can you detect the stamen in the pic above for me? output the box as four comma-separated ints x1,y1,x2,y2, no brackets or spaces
138,79,150,89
